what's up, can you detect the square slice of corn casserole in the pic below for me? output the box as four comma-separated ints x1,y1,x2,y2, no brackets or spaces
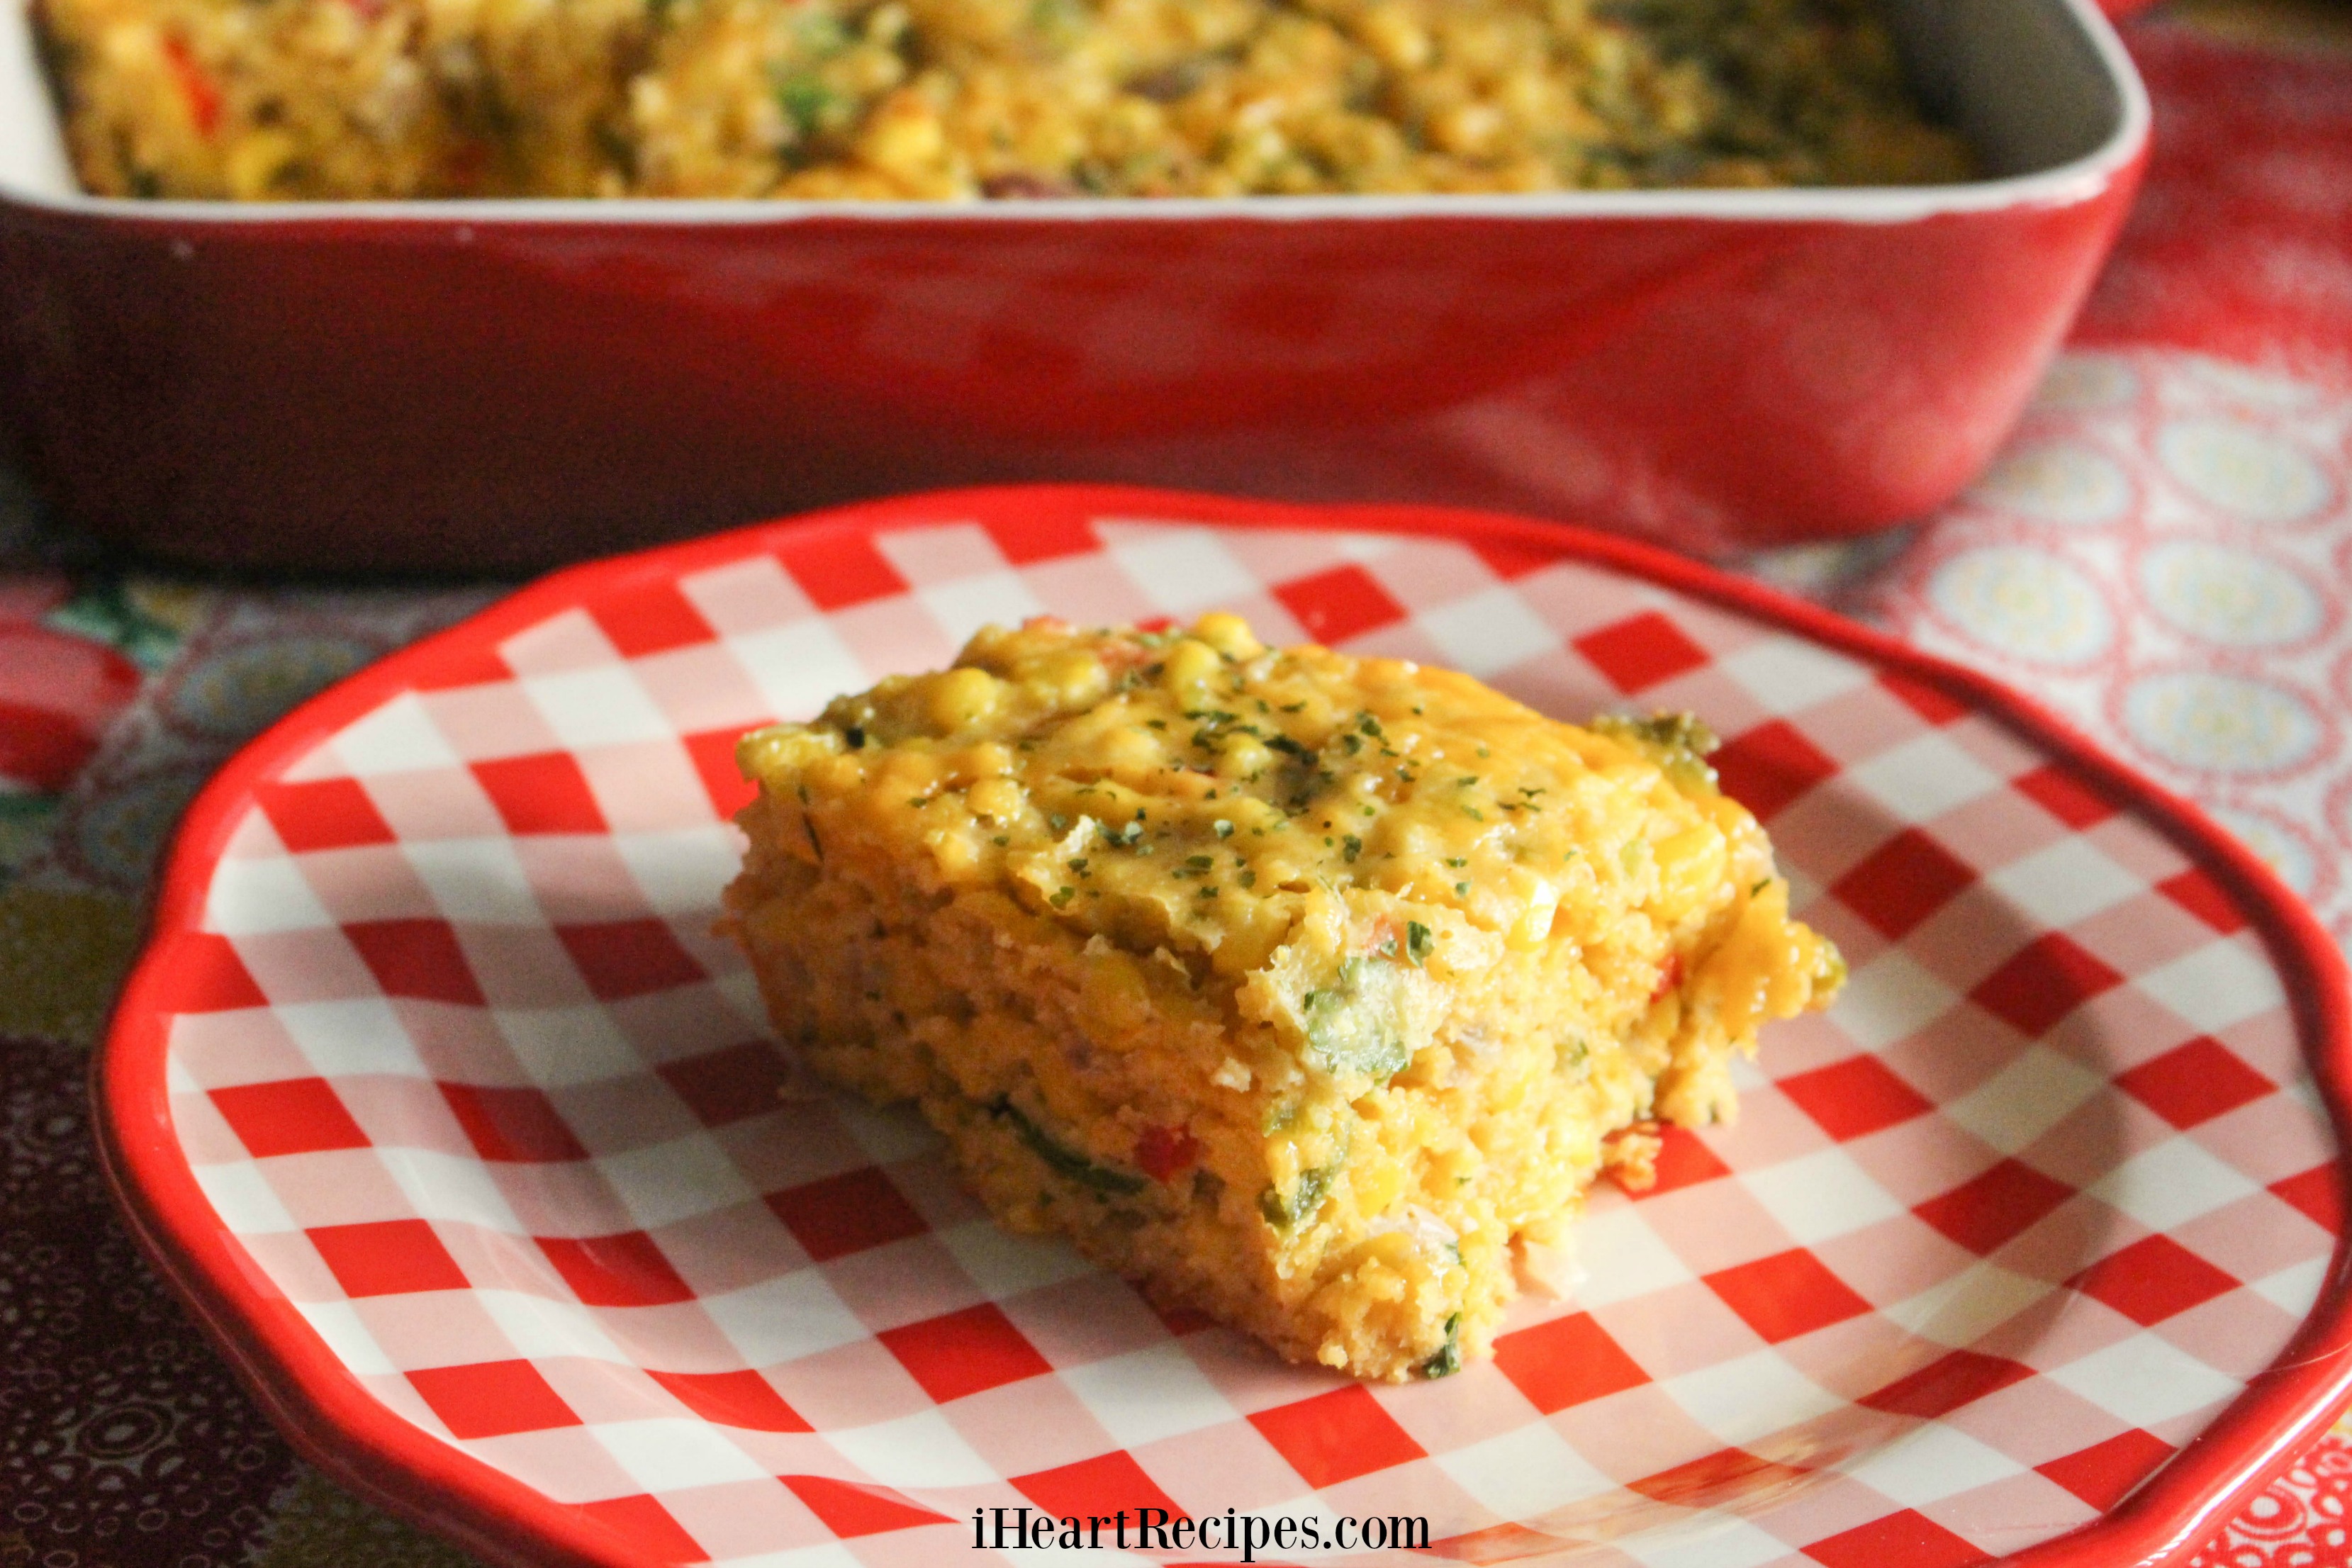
725,614,1842,1380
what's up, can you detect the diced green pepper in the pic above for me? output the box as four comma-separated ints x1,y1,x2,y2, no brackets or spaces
990,1099,1145,1196
775,74,841,138
1301,956,1410,1080
1419,1314,1462,1378
1593,712,1720,792
1258,1124,1350,1228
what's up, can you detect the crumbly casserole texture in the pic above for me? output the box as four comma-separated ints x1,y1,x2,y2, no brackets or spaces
724,614,1842,1380
39,0,1973,199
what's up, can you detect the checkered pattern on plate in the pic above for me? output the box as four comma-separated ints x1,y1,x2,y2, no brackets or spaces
157,505,2338,1567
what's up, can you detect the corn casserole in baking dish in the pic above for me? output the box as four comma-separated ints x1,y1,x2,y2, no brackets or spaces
723,614,1843,1379
36,0,1973,199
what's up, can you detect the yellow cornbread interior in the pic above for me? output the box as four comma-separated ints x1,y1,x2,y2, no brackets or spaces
725,613,1842,1380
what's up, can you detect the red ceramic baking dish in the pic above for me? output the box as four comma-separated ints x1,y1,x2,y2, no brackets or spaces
0,0,2147,573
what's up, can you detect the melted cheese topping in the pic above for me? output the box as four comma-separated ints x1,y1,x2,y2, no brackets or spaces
741,612,1835,1063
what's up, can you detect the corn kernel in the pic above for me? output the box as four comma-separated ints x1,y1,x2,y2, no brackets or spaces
1160,637,1221,690
928,825,980,875
225,130,298,198
1039,649,1109,707
1355,1153,1404,1213
926,666,1000,731
856,89,945,177
1653,822,1727,916
1428,100,1504,157
1356,4,1429,70
1508,877,1559,948
1192,612,1263,660
967,777,1024,822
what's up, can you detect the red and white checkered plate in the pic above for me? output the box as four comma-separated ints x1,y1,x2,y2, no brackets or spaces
96,488,2352,1568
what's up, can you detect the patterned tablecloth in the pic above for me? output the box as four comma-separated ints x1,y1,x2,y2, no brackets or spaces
2,13,2350,1566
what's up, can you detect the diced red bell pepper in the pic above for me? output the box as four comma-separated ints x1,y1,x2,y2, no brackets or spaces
1650,949,1684,1003
1134,1124,1202,1182
161,35,223,138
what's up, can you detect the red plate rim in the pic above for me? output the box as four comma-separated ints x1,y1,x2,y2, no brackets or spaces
91,483,2352,1568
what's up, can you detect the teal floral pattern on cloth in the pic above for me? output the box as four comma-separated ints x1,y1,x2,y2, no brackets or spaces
1841,347,2352,946
15,584,489,900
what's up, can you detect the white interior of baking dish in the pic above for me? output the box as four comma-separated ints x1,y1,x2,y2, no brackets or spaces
0,0,2147,221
